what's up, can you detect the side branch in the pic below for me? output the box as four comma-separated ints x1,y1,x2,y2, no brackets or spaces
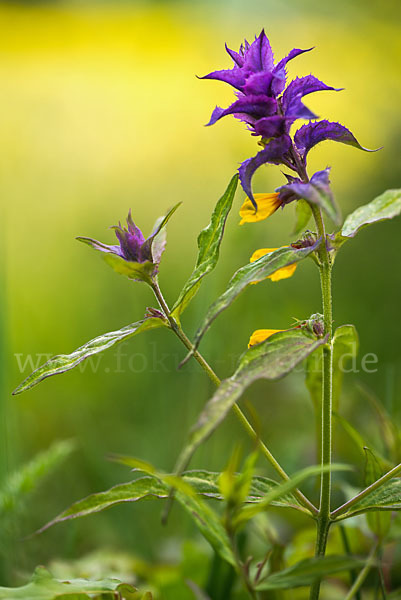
150,279,318,516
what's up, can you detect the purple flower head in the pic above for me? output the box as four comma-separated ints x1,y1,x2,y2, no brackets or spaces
202,30,371,206
77,204,180,281
79,211,157,264
202,30,327,136
112,212,152,263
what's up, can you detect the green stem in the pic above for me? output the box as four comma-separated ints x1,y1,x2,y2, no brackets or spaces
309,205,334,600
228,528,259,600
343,543,379,600
151,280,317,516
339,525,361,600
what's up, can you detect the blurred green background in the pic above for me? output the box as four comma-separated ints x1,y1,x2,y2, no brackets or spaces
2,0,401,592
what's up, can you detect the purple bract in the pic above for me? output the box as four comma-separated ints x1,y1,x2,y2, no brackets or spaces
202,30,369,205
78,211,162,265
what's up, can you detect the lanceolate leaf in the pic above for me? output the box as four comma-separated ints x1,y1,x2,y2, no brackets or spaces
193,242,320,349
12,317,166,395
43,469,235,566
332,189,401,246
171,175,238,318
111,457,236,565
0,566,137,599
176,469,303,510
255,556,366,591
40,470,303,529
175,328,327,476
337,478,401,520
235,464,349,526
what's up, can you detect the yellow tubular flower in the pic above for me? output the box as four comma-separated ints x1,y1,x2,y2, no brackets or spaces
248,329,283,348
250,248,297,283
239,193,282,225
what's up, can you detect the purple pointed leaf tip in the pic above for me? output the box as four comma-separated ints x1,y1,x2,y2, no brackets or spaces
294,120,375,160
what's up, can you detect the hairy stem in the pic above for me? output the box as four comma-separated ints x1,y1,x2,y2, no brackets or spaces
151,279,317,516
309,204,334,600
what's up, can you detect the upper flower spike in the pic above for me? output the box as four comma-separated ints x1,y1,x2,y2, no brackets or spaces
203,30,372,208
202,30,316,135
201,30,364,204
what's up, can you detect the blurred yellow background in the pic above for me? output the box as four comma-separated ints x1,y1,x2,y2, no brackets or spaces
1,0,401,586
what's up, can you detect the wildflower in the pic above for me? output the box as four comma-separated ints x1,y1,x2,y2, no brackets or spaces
203,30,369,206
248,329,283,348
250,248,297,282
76,207,179,282
78,211,163,263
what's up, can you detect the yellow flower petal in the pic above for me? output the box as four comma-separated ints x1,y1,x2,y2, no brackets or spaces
250,248,279,262
239,193,282,225
269,263,297,282
249,247,297,284
248,329,283,348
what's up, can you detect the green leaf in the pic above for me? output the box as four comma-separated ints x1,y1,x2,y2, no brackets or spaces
337,478,401,519
334,189,401,244
218,450,258,510
193,244,319,349
174,328,327,478
0,566,137,599
12,317,165,395
103,254,156,282
293,199,312,235
235,464,350,527
171,175,238,318
41,477,169,528
255,556,365,591
0,440,75,519
180,470,303,510
76,238,156,283
40,470,302,526
364,447,384,487
40,468,317,566
363,448,392,538
112,457,236,565
306,324,358,412
44,464,236,567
